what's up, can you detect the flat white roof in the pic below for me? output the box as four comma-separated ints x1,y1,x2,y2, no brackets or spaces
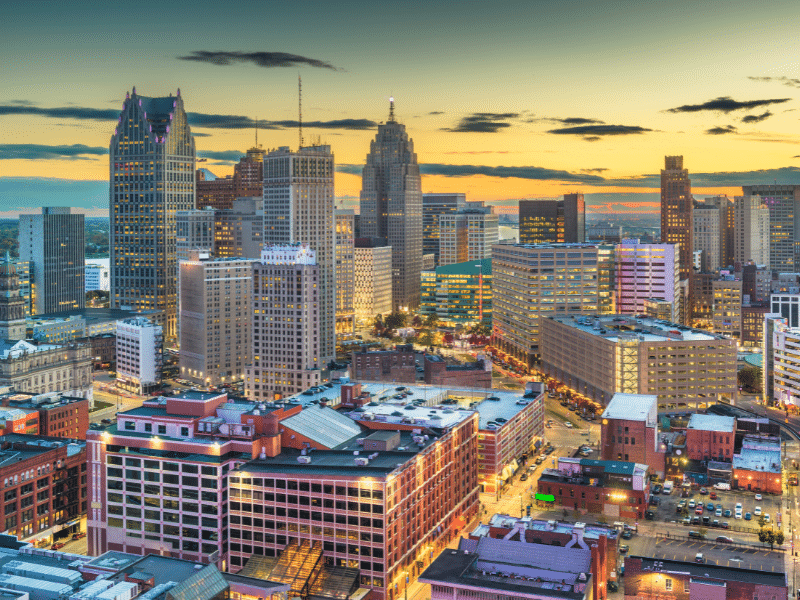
601,393,657,421
687,414,736,433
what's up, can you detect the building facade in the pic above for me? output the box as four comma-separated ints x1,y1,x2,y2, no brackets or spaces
176,198,265,262
263,146,335,362
742,184,800,273
437,208,499,266
110,89,196,339
712,278,742,339
19,207,85,315
734,194,770,269
519,194,585,245
771,293,800,328
422,193,466,265
179,257,253,387
772,320,800,407
335,210,355,341
419,259,492,326
600,393,664,476
116,317,163,395
1,391,90,440
350,346,416,384
0,255,27,341
660,156,693,320
85,261,110,293
614,240,679,321
359,101,423,310
245,245,320,401
353,242,392,324
685,414,736,462
693,200,721,272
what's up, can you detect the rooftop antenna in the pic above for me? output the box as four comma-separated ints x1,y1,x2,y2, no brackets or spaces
255,116,259,148
389,96,395,122
298,75,304,150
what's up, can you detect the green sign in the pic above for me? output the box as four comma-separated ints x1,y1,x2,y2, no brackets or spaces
535,493,555,502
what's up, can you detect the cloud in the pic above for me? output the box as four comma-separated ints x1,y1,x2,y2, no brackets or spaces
441,150,511,155
0,144,107,160
191,132,212,137
741,111,772,124
581,168,609,173
443,113,519,133
7,99,36,106
198,150,244,161
338,162,606,184
552,117,605,125
0,105,119,121
748,76,800,88
546,124,652,139
177,50,340,71
666,96,791,114
705,125,738,135
428,111,445,115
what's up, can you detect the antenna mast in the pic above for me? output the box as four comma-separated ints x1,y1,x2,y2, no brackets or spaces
255,116,259,148
298,75,304,149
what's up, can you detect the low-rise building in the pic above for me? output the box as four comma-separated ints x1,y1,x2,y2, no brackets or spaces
0,391,89,440
350,345,416,384
85,260,110,292
0,340,93,401
0,408,37,435
423,354,492,388
733,435,782,493
685,413,736,462
537,457,650,520
741,302,770,348
78,332,116,368
600,393,664,476
624,556,787,600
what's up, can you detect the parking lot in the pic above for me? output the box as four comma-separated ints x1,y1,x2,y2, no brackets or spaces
648,485,782,532
623,534,785,572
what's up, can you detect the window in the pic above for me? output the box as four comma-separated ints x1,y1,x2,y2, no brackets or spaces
158,425,167,435
665,579,672,591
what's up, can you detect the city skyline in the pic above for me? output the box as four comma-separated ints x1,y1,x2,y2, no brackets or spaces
3,0,800,216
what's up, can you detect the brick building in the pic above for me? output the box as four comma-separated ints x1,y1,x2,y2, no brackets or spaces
537,457,650,520
600,393,665,477
685,414,735,462
0,408,37,435
423,354,491,388
0,391,90,440
0,434,86,544
733,435,782,493
79,333,116,368
350,346,416,384
624,556,787,600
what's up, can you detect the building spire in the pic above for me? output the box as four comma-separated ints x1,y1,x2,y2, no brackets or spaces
389,96,395,122
255,116,259,148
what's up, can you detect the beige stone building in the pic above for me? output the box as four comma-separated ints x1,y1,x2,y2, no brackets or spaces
540,314,737,408
712,278,743,340
179,256,254,386
245,244,321,400
0,340,93,399
354,242,392,324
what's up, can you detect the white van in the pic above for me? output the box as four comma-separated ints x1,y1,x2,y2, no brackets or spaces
713,482,731,491
662,481,674,495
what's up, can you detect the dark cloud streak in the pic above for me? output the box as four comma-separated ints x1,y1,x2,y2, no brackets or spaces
666,96,791,114
178,51,340,71
0,144,107,160
705,125,738,135
741,111,772,124
748,76,800,88
443,113,519,133
546,124,652,138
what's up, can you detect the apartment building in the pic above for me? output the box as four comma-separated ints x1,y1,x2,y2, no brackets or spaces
437,209,498,266
712,278,743,339
614,240,679,322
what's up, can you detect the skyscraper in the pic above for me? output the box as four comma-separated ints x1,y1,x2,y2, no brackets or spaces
734,194,770,268
660,156,693,320
359,100,423,310
334,209,355,340
741,184,800,273
518,194,585,244
422,193,466,265
614,240,680,322
262,145,335,362
0,253,26,341
18,207,84,315
438,206,499,266
109,88,196,339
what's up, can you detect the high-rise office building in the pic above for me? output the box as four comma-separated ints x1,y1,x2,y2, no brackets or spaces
712,277,742,339
660,156,693,321
263,146,335,362
245,244,321,400
693,201,721,272
177,198,264,262
438,208,499,266
741,185,800,272
18,207,84,315
0,253,26,341
734,194,770,269
420,258,492,326
334,209,355,340
422,193,466,265
359,100,423,310
110,88,196,339
614,240,680,322
353,241,393,324
179,255,253,386
519,194,585,245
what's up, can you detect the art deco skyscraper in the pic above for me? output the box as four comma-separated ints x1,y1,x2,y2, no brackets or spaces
262,145,335,362
109,88,196,339
661,156,693,320
359,100,423,310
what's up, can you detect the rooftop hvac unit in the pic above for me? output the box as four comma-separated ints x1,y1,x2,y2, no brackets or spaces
298,456,311,464
354,457,369,466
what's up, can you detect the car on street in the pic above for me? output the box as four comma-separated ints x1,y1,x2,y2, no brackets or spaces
564,422,574,428
744,512,752,520
695,505,703,515
618,545,629,554
72,532,86,540
645,510,656,520
702,516,710,526
695,553,704,563
652,484,663,494
688,531,705,540
621,530,633,540
51,542,65,550
754,506,762,516
520,473,528,482
682,517,691,525
699,487,708,495
755,493,763,501
716,535,734,543
688,500,696,509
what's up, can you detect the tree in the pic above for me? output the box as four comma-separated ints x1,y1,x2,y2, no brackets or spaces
697,527,707,540
384,312,408,331
424,313,439,328
418,330,435,348
758,514,766,528
738,365,762,393
775,530,785,546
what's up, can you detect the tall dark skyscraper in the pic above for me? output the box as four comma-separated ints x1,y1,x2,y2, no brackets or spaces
519,194,585,244
742,184,800,273
660,156,693,321
359,100,423,310
109,88,196,339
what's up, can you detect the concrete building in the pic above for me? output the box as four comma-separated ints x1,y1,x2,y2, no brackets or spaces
423,354,492,388
742,184,800,273
540,314,738,407
693,200,721,271
176,206,216,260
0,434,86,544
176,198,265,262
84,259,110,292
360,100,423,310
771,293,800,328
686,413,736,462
437,208,499,266
740,263,771,303
335,209,355,341
519,194,585,244
227,404,480,600
537,457,650,520
26,307,163,344
422,253,435,271
734,194,770,269
624,556,787,600
492,243,613,364
1,391,89,440
600,393,664,476
353,241,392,324
422,193,466,265
614,240,679,321
771,320,800,407
420,258,492,326
712,277,742,339
661,156,693,319
110,89,196,340
179,256,253,387
350,345,416,384
263,146,335,362
245,244,320,401
115,317,163,395
0,255,26,341
11,259,31,317
18,207,84,315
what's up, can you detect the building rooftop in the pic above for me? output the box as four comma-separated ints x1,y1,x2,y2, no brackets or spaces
0,340,60,360
547,314,729,342
601,393,657,422
434,259,492,276
346,402,473,430
481,514,618,541
280,405,363,449
733,437,782,473
33,307,162,324
687,413,736,433
0,435,85,468
629,555,785,587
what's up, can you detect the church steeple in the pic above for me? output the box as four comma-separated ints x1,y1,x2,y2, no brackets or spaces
0,253,26,341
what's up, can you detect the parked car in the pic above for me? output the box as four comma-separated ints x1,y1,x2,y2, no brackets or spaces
688,530,705,540
688,500,696,509
695,553,704,563
715,508,722,517
652,484,663,494
695,505,704,515
51,542,65,550
682,517,691,525
764,513,771,523
520,473,528,482
744,512,752,520
698,487,709,495
621,530,633,540
72,532,86,540
709,491,717,500
754,506,762,516
706,502,715,511
755,493,763,501
618,545,629,554
716,535,734,543
645,510,656,520
714,482,731,491
723,509,731,517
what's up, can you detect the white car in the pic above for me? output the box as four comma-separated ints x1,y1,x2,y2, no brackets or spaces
754,506,762,516
734,510,742,519
764,513,771,523
735,502,743,510
755,493,763,501
564,422,574,428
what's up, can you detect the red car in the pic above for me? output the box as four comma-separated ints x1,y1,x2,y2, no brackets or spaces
72,532,86,540
51,542,65,550
695,505,704,515
709,492,717,500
